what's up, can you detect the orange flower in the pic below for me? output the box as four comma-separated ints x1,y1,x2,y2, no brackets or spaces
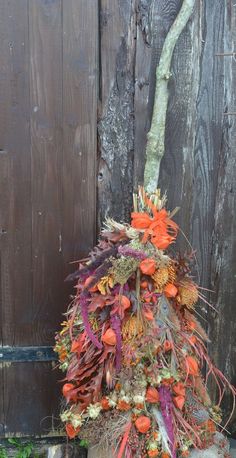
102,328,117,346
140,280,149,289
173,382,186,397
101,397,110,410
161,453,170,458
140,258,156,275
131,212,152,229
131,207,178,250
62,383,77,402
164,283,178,298
186,356,199,376
187,320,196,330
136,403,144,409
181,452,190,458
163,340,172,352
206,419,216,432
148,451,158,457
173,395,185,410
189,335,197,345
66,423,80,439
115,382,121,391
135,415,151,433
117,400,131,411
146,386,159,403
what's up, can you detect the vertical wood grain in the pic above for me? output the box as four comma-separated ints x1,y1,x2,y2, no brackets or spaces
208,0,236,431
62,0,98,264
29,0,64,347
0,0,31,436
2,0,64,437
97,0,136,226
0,0,32,347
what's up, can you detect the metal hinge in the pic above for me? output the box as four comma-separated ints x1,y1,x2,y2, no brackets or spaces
0,346,56,362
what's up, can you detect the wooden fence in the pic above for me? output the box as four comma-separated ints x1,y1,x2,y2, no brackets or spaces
0,0,235,437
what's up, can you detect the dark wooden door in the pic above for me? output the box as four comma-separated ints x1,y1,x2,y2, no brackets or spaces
0,0,97,436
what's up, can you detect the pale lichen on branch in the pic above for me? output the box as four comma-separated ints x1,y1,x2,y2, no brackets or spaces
144,0,196,193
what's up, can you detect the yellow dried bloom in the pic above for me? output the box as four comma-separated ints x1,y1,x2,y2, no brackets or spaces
177,281,198,309
167,263,177,283
122,315,143,342
97,275,114,295
152,267,169,291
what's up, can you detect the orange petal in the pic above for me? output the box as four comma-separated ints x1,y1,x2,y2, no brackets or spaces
66,423,80,439
146,386,159,403
173,382,186,397
186,356,199,376
173,395,185,410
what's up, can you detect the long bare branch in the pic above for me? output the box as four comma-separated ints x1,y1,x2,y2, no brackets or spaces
144,0,196,193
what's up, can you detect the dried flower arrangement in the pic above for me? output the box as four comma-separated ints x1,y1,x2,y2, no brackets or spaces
54,188,235,458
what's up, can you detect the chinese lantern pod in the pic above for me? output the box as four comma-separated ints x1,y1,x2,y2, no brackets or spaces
135,415,151,433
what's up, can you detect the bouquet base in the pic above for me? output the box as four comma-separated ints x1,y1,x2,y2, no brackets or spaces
87,433,231,458
87,445,112,458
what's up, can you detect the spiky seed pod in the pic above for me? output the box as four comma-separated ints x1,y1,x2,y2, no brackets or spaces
167,263,177,283
177,281,198,308
122,316,143,342
152,267,169,291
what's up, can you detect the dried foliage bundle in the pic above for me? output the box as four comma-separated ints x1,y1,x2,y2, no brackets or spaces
55,188,235,458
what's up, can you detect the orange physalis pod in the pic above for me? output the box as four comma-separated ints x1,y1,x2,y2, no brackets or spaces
148,451,158,457
186,356,199,376
62,383,74,397
140,280,149,289
146,386,159,403
102,328,117,346
135,415,151,433
163,340,172,352
140,258,156,276
101,397,110,410
66,423,80,439
173,395,185,410
173,382,186,397
188,320,196,330
164,283,178,298
189,335,197,345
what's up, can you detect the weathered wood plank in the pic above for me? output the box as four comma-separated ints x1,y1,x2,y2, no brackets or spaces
97,0,136,226
29,0,64,347
2,0,63,437
2,362,61,436
208,0,236,432
0,0,31,437
0,0,32,346
62,0,98,265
